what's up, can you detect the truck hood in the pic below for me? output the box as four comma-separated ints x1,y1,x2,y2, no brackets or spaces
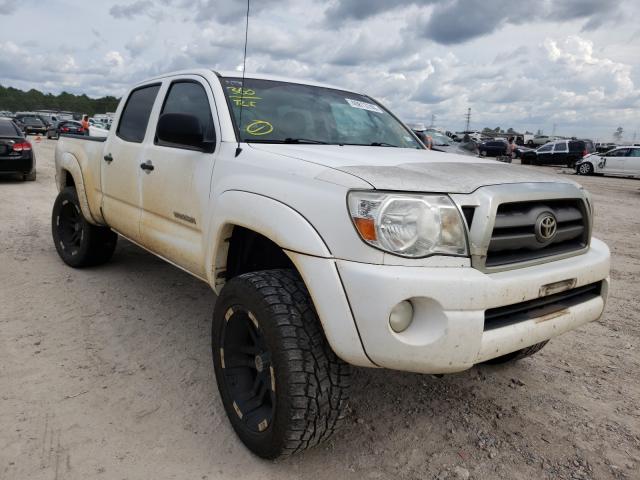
248,144,579,194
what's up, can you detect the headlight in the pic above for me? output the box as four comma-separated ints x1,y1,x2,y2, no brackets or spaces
347,191,468,258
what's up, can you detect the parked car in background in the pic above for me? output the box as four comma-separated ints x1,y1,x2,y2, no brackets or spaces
15,113,52,128
528,134,553,146
20,117,48,135
521,139,594,167
0,117,36,181
478,139,507,157
576,146,640,177
47,120,85,139
428,131,478,156
595,142,617,153
9,117,27,133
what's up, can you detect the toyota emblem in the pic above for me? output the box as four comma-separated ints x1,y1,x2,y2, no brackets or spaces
535,212,557,243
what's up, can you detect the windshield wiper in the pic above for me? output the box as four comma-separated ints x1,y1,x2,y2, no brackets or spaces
369,142,398,147
283,138,327,144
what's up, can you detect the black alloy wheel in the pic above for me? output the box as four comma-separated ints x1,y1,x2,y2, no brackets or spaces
52,187,117,267
57,197,84,256
220,305,276,435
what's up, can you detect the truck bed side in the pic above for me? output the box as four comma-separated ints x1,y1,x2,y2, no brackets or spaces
54,135,107,225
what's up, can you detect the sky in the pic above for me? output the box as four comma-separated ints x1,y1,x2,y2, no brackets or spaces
1,0,639,141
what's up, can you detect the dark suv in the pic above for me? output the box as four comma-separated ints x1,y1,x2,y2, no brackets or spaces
20,116,48,135
478,139,507,157
521,139,595,167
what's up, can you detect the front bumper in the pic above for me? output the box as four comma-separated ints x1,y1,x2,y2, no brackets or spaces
336,238,610,374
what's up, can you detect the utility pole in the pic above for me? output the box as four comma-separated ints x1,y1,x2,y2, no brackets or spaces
464,108,471,132
430,113,436,128
552,123,557,137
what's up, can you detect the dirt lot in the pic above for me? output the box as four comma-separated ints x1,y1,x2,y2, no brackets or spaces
1,139,639,480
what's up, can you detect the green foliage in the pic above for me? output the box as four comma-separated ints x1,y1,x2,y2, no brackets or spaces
0,85,120,115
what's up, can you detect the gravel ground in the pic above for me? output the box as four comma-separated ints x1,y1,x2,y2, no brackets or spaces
1,139,639,480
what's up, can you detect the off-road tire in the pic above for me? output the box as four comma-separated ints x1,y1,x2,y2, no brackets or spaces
482,341,548,365
51,187,117,267
577,162,593,175
212,269,351,459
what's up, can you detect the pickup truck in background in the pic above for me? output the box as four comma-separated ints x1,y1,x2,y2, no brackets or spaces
53,69,610,459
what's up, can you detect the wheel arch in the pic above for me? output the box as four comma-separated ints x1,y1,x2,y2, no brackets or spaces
207,190,331,292
56,153,104,225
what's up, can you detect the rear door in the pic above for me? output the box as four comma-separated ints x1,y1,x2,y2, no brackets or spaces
625,148,640,176
101,83,161,241
551,141,568,165
138,75,219,278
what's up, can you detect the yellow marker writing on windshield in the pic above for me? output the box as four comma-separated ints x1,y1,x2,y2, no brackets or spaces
246,120,273,136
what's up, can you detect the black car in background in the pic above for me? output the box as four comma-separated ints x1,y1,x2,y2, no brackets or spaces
478,139,507,157
20,116,48,135
521,139,595,167
47,120,85,139
0,117,36,181
9,117,27,133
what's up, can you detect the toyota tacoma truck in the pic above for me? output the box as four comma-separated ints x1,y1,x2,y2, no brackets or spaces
52,69,610,459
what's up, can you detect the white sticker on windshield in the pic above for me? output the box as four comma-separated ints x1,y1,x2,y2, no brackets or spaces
345,98,383,113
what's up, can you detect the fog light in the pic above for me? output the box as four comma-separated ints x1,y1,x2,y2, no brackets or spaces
389,300,414,333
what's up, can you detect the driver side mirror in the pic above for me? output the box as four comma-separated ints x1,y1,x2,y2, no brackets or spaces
156,113,214,152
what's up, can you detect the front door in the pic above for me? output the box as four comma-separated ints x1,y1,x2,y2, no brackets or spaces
536,143,553,164
602,148,628,175
550,141,568,165
101,84,161,241
139,76,219,278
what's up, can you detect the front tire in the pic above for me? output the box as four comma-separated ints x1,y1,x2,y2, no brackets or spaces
212,269,350,459
482,341,548,365
51,187,117,267
577,162,593,175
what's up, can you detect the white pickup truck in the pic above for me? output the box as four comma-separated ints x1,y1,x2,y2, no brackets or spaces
53,69,610,458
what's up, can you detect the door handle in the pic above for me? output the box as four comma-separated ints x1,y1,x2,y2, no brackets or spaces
140,160,155,173
103,153,113,163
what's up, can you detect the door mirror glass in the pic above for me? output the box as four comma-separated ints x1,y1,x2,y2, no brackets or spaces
156,113,205,150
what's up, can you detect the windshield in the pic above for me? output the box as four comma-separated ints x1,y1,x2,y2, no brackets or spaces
221,77,422,149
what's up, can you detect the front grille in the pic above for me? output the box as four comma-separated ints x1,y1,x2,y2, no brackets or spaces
485,199,589,267
484,281,602,331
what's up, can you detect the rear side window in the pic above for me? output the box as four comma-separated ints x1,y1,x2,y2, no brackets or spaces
0,120,19,136
553,141,568,152
628,148,640,157
569,141,583,151
158,81,215,143
117,84,161,143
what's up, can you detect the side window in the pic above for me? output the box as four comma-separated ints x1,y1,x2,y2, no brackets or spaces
158,81,215,145
628,149,640,157
553,141,568,153
117,84,161,143
538,144,552,152
612,149,629,157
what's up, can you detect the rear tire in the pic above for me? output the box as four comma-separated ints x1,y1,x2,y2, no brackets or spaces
24,169,36,181
577,162,593,175
51,187,117,267
212,269,350,459
482,341,548,365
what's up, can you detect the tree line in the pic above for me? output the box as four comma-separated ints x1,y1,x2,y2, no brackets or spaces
0,85,120,115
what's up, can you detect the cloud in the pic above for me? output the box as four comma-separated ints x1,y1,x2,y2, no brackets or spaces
0,0,19,15
109,1,154,19
1,0,639,140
